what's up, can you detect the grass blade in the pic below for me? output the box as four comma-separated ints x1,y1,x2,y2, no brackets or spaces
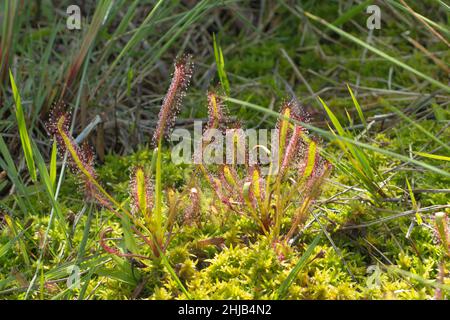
347,84,367,128
31,141,68,239
0,135,33,213
9,70,36,181
277,233,322,299
406,178,422,225
213,33,230,95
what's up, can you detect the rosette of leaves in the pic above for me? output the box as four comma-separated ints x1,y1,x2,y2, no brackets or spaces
198,92,332,244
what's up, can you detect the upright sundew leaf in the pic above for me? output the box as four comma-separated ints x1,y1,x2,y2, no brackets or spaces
136,169,150,213
199,164,231,208
53,114,98,185
242,181,252,203
208,91,220,129
50,140,57,189
228,127,246,165
222,166,238,189
54,114,110,207
302,140,317,179
9,70,36,181
153,55,193,144
278,107,291,167
281,125,303,175
207,91,228,130
130,166,153,218
50,114,152,244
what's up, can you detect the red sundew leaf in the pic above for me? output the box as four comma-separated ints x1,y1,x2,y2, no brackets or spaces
249,166,266,204
99,227,150,261
276,100,309,172
46,102,71,156
280,124,304,176
48,108,106,204
226,126,248,165
221,165,238,190
298,139,318,179
206,89,240,131
45,102,70,134
153,54,194,145
276,100,307,129
99,228,122,255
277,101,309,144
305,158,332,195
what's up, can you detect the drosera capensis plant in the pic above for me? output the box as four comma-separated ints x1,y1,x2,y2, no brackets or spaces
197,91,332,246
47,51,330,263
46,55,195,297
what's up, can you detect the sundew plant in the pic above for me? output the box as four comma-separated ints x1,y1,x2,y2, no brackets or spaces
0,1,449,301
